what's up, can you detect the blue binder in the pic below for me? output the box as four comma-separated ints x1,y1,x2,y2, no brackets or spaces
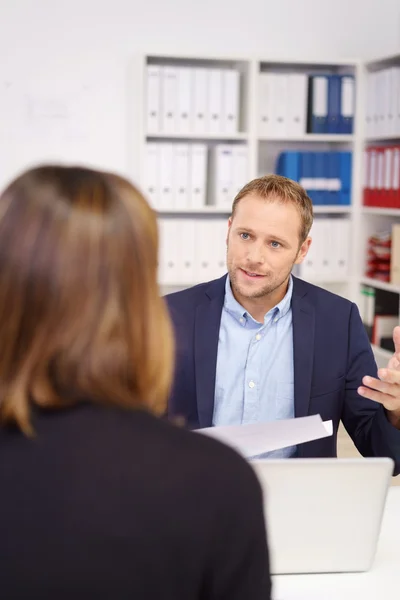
339,152,352,205
300,152,316,202
327,75,341,134
326,152,340,205
313,152,325,205
275,151,300,181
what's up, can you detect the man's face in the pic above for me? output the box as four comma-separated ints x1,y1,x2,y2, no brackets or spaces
226,194,311,301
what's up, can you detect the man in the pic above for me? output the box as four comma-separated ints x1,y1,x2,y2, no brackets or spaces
165,174,400,473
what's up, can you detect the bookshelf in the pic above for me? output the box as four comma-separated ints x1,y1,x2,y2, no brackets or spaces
132,53,360,299
358,52,400,363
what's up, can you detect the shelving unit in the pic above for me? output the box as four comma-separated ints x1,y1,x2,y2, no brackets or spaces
358,52,400,364
133,52,360,298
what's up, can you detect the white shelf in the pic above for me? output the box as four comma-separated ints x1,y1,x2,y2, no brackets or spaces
156,206,231,215
258,134,354,143
365,134,400,143
313,205,352,214
146,132,248,141
360,277,400,294
371,344,393,362
362,207,400,217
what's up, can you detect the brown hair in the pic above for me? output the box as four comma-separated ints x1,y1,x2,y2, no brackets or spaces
232,174,314,243
0,165,174,435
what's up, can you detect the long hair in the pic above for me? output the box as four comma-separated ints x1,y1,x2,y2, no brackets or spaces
0,165,174,434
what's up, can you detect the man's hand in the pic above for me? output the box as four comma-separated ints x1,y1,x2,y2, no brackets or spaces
358,326,400,429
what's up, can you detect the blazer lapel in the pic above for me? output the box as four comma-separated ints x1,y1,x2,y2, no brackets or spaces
292,277,315,420
194,277,226,428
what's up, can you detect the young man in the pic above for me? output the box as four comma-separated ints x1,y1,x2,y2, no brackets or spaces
165,175,400,472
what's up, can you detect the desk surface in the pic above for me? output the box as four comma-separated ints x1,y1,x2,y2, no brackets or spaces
272,487,400,600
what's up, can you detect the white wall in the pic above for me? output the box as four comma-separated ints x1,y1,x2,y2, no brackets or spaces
0,0,398,185
1,0,399,65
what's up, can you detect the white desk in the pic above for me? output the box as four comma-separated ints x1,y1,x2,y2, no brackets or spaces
272,487,400,600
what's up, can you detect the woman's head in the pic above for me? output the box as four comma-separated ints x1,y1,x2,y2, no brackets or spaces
0,165,174,434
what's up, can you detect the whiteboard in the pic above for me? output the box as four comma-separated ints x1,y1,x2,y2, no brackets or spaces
0,63,129,190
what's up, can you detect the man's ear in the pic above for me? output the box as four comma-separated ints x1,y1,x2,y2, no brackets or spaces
295,236,312,265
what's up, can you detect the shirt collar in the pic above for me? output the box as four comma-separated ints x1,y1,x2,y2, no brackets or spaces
224,274,293,325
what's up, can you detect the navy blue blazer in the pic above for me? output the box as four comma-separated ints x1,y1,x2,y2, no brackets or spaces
165,275,400,475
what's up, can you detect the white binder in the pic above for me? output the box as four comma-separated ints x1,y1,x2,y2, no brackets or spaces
232,145,248,198
144,142,160,209
259,72,274,137
176,67,192,134
189,144,207,208
287,73,308,137
146,65,161,134
193,68,208,134
271,74,288,138
173,144,190,210
178,219,196,284
161,66,178,134
159,144,174,209
222,69,240,133
207,69,223,134
210,145,234,208
158,218,179,286
195,219,215,282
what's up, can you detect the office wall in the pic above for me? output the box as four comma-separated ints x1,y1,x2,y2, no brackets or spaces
0,0,399,66
0,0,398,185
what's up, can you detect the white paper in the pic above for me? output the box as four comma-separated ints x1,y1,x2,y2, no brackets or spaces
198,415,333,458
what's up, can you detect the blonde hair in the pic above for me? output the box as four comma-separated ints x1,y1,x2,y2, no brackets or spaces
232,174,314,242
0,165,174,434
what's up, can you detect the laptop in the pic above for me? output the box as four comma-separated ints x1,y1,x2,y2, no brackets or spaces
251,457,394,575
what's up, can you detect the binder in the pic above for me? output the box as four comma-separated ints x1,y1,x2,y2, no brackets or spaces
232,145,248,198
259,72,274,137
275,151,300,181
326,152,340,205
178,219,196,284
339,152,352,205
210,145,234,208
222,69,240,133
383,147,393,208
161,66,178,134
195,219,215,282
189,144,207,209
158,218,179,285
287,74,308,136
313,152,325,205
176,67,192,134
159,144,174,209
146,65,161,134
327,75,341,134
299,152,316,202
144,143,160,209
339,75,354,134
173,144,190,210
307,75,328,134
193,68,208,134
207,69,223,134
363,149,370,206
271,74,288,137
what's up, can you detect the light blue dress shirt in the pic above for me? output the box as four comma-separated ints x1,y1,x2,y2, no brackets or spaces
213,275,296,458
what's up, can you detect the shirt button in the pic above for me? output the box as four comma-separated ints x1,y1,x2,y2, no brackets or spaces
248,380,255,388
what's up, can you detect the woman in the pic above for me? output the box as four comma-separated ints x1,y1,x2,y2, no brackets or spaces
0,166,271,599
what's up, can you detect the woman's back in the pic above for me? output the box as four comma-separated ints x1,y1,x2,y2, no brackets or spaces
0,403,271,599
